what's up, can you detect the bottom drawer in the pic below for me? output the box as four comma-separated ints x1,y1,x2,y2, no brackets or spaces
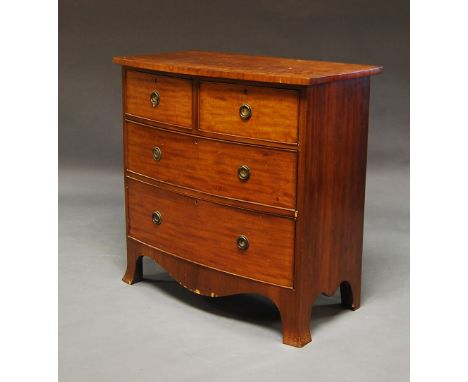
126,178,295,287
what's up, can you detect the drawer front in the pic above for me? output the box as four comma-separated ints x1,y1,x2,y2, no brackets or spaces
127,178,294,286
126,121,297,210
125,70,193,128
199,81,299,143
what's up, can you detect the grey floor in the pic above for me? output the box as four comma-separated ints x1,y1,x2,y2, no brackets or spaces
59,164,409,381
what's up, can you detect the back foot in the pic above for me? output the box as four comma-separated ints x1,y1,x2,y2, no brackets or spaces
340,280,361,310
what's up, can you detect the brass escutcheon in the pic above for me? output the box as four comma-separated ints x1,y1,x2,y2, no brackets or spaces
150,90,160,107
152,146,162,161
239,103,252,120
236,235,250,251
237,165,251,181
152,211,162,225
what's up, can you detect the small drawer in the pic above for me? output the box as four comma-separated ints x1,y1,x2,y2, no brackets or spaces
127,178,295,286
199,81,299,144
126,121,297,210
125,70,192,128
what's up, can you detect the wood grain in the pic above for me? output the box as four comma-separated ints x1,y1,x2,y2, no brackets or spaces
199,81,298,143
125,121,297,209
114,50,383,85
124,115,298,149
126,70,193,128
125,171,296,218
126,177,295,287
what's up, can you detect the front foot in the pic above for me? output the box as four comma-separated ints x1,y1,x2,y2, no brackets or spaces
122,242,143,284
282,321,312,347
277,296,313,347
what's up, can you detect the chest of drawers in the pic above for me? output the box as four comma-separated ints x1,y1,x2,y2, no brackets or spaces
113,51,382,347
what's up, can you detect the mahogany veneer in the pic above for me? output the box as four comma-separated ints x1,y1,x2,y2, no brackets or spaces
199,81,299,143
126,121,297,209
113,50,383,347
126,70,193,128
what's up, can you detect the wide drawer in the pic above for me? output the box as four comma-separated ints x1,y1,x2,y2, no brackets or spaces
127,178,295,286
126,121,297,210
125,70,193,128
199,81,299,144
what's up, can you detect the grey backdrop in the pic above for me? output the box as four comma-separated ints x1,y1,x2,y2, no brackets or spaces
59,1,409,381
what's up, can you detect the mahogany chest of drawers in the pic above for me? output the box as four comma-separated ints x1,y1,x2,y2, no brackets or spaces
113,51,382,347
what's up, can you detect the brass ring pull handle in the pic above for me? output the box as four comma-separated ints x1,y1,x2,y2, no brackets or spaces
152,146,162,161
239,103,252,120
152,211,162,225
150,90,160,107
237,165,251,181
236,235,250,251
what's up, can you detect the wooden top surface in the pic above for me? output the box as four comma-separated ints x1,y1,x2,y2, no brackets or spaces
113,50,383,85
